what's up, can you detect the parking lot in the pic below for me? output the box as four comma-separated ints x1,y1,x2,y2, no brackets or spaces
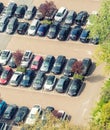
0,0,103,129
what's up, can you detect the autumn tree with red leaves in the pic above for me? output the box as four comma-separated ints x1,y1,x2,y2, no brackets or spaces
13,50,23,66
38,0,57,17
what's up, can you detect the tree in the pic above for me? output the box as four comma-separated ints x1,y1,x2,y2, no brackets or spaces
38,0,57,17
13,50,23,67
87,0,110,44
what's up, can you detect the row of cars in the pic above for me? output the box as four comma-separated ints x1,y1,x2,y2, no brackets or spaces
0,2,96,43
0,100,69,129
0,50,92,96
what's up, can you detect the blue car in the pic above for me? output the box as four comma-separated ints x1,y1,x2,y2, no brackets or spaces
37,24,49,36
20,69,35,87
0,100,7,116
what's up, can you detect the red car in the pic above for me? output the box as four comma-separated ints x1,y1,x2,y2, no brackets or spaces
0,67,13,85
30,55,43,70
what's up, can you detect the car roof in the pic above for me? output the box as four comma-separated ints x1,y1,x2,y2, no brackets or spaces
31,19,39,26
34,55,42,61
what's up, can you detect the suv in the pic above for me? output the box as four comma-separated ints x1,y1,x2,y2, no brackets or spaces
6,17,18,34
21,50,33,68
75,11,89,26
5,2,17,17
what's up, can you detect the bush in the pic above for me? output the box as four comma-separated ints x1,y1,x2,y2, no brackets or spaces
16,66,26,73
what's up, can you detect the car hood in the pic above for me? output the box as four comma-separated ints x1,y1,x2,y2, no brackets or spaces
28,29,36,35
31,65,38,70
0,78,7,84
20,80,29,86
25,118,36,125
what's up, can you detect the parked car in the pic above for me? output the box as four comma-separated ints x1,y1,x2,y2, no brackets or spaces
51,55,66,74
30,55,43,70
32,71,45,90
80,29,90,43
52,110,68,121
28,19,40,36
17,22,29,35
25,105,42,125
67,79,83,96
9,71,23,86
0,122,8,130
75,11,89,26
40,55,55,73
6,17,18,34
64,10,77,25
69,26,83,40
35,10,44,20
24,6,37,20
8,56,17,68
82,58,92,76
5,2,17,17
14,106,30,125
63,58,77,77
20,69,35,87
3,104,18,120
89,36,99,45
45,9,57,20
54,7,68,22
55,76,70,93
14,5,27,18
0,67,13,85
37,24,49,36
47,22,60,39
0,100,7,116
57,25,71,41
44,75,57,91
45,106,55,112
0,15,9,32
21,50,33,68
0,2,4,13
0,50,12,65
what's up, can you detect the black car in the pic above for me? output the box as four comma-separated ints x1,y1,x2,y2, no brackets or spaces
55,76,70,93
82,58,92,76
75,11,89,26
5,2,17,17
63,58,77,77
37,24,50,36
64,10,77,25
24,6,37,20
0,2,4,13
20,69,35,87
80,29,90,43
2,104,18,120
14,106,30,125
17,22,29,35
67,79,83,96
69,26,83,40
15,5,27,18
47,22,60,39
32,71,45,90
51,55,66,74
57,25,71,41
8,56,17,68
40,55,55,73
89,37,99,45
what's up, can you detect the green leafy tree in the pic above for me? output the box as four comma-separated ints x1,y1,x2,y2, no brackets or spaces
88,0,110,43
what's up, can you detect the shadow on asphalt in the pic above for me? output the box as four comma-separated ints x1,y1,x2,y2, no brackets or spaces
85,75,105,82
78,82,86,96
86,62,96,76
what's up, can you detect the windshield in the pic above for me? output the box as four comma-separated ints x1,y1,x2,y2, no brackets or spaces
57,13,62,17
30,26,35,30
32,61,38,65
1,70,8,79
23,75,29,81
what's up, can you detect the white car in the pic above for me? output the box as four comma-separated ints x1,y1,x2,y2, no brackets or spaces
44,75,57,91
21,50,33,68
25,105,42,125
10,71,23,86
0,50,12,65
54,7,68,22
28,19,40,36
